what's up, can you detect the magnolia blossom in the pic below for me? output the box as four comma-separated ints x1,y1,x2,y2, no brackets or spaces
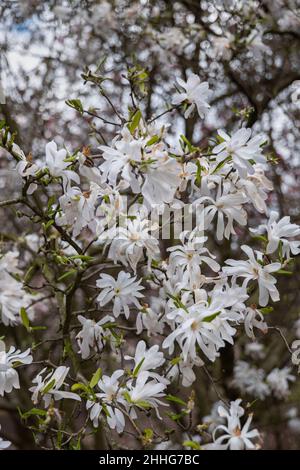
244,306,268,339
168,234,220,288
0,251,36,326
86,370,125,432
172,73,210,118
96,271,144,318
56,184,99,237
30,366,81,407
196,186,248,240
266,367,295,399
206,400,260,450
45,141,79,188
223,245,281,306
0,425,11,450
0,340,33,396
126,371,167,418
213,128,266,177
232,361,270,399
125,340,166,383
105,217,159,272
252,211,300,258
76,315,113,359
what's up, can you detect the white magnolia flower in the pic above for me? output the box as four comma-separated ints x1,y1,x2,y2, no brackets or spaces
213,128,266,177
223,245,281,306
56,184,99,237
163,291,242,363
232,361,270,399
30,366,81,407
125,340,166,381
244,306,268,339
96,271,144,318
126,371,167,418
0,251,37,326
87,370,125,433
172,73,210,119
167,354,203,387
238,165,273,213
253,211,300,258
106,217,159,272
45,141,80,189
76,315,113,359
0,340,33,396
196,186,248,240
266,367,295,399
0,425,11,450
206,399,260,450
136,303,167,337
168,234,220,288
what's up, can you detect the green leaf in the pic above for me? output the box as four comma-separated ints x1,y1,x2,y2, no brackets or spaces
58,269,77,282
259,306,273,315
66,99,83,114
133,358,145,377
203,311,221,322
145,135,159,146
277,269,293,275
166,394,186,406
128,109,142,134
212,156,232,174
20,307,30,330
22,408,47,419
90,368,102,389
183,440,201,450
41,379,55,395
71,383,89,393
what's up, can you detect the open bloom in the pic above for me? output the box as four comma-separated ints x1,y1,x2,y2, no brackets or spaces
126,371,167,418
213,128,266,177
209,400,260,450
30,366,81,407
172,73,210,118
266,367,295,399
252,211,300,258
0,340,32,396
223,245,281,306
87,370,126,433
125,340,166,382
195,186,248,240
45,141,79,189
96,271,144,318
0,425,11,450
76,315,113,359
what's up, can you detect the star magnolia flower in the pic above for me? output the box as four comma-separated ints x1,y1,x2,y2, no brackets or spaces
213,128,266,177
0,425,11,450
172,73,210,119
253,211,300,258
266,367,295,399
126,371,167,418
168,234,220,288
196,186,248,240
243,306,268,339
208,399,260,450
96,271,144,318
163,295,239,363
0,340,33,396
223,245,281,306
30,366,81,407
105,217,159,272
232,361,270,399
86,370,126,432
45,141,80,189
56,184,99,237
125,340,166,382
76,314,113,359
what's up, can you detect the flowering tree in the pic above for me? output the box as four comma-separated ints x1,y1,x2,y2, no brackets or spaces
0,0,300,451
